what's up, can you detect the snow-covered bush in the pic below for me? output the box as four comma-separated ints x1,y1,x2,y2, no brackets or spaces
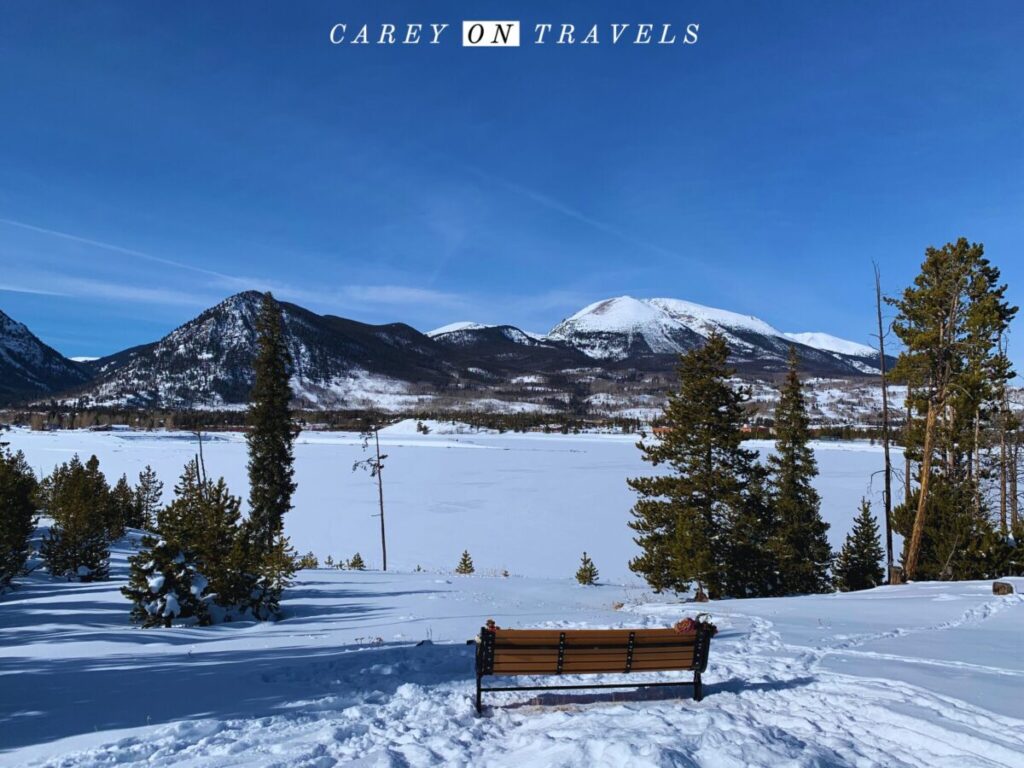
122,538,210,627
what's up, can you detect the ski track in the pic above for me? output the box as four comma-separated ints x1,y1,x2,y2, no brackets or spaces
25,594,1024,768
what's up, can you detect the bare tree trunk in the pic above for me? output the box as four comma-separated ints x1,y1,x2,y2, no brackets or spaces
874,263,894,581
1011,435,1020,530
973,408,981,515
905,401,938,580
375,429,387,572
999,414,1008,534
905,399,913,507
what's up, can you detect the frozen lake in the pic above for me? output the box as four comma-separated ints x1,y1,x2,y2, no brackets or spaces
5,424,901,580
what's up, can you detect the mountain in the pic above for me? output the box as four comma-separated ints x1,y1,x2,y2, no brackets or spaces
77,292,460,409
547,296,881,376
5,292,892,416
0,309,90,404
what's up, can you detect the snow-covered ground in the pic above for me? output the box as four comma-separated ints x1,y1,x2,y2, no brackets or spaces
2,427,1022,766
3,427,901,580
1,538,1022,767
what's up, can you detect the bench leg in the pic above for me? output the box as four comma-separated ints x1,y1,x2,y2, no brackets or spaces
475,675,483,715
693,672,703,702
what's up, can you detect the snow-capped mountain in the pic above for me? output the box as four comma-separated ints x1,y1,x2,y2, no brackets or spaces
77,292,458,409
0,309,90,403
547,296,880,375
3,292,890,413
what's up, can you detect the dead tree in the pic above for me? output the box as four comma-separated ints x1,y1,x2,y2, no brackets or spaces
873,263,895,581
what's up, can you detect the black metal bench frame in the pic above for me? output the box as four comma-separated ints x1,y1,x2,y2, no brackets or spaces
469,626,712,714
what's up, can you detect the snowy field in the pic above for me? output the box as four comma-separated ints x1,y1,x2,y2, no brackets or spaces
1,540,1022,767
2,424,900,581
2,426,1023,766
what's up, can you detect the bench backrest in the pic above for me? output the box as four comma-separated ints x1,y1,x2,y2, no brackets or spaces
478,627,711,677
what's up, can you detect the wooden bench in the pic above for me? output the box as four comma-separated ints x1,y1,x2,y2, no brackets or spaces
470,626,712,714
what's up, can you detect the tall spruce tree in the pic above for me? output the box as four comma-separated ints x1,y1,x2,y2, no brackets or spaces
835,500,885,591
0,442,38,590
246,292,297,549
769,347,832,594
628,333,767,598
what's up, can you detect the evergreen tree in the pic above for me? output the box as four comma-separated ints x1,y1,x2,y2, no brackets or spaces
769,348,832,594
122,538,210,627
246,292,297,549
347,552,366,570
0,442,38,589
888,239,1016,578
134,465,163,530
226,526,295,621
835,500,886,591
722,467,779,598
455,550,474,575
40,455,111,581
158,460,242,605
628,334,764,597
575,551,599,585
110,474,139,531
297,551,319,569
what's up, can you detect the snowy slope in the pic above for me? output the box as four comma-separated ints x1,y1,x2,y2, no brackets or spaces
546,296,881,375
1,545,1021,767
785,332,875,357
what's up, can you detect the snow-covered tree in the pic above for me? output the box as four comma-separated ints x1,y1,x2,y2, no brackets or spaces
122,538,210,627
575,551,598,585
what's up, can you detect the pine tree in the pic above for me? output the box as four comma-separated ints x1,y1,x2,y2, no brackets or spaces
40,455,111,581
347,552,366,570
0,442,38,589
246,292,297,550
297,551,318,569
722,467,779,598
455,550,475,575
134,465,163,530
122,538,210,627
158,460,242,605
888,239,1016,578
226,526,296,621
110,474,140,531
628,333,764,597
769,348,832,594
835,499,886,591
575,551,599,585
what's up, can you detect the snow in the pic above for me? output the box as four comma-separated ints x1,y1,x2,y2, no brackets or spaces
1,539,1021,766
1,429,1022,765
3,428,900,579
426,321,492,337
785,332,876,358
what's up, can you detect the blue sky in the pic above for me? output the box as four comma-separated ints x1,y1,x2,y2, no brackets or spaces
1,1,1022,359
